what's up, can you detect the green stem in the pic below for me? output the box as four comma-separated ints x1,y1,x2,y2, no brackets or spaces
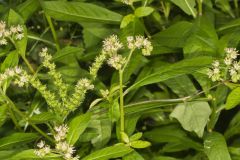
8,107,22,130
45,15,60,51
8,37,35,74
197,0,203,16
1,92,54,143
118,49,135,139
22,55,35,74
234,0,239,17
119,70,125,134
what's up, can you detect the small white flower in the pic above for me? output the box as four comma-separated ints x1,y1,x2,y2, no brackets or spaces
224,57,232,66
37,140,45,148
233,61,240,70
15,33,24,40
0,38,7,45
107,54,126,70
212,61,220,67
10,26,17,34
103,35,123,54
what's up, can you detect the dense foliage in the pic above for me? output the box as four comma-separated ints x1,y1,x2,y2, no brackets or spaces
1,0,240,159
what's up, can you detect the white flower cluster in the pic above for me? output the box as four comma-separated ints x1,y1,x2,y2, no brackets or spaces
107,54,126,70
0,21,24,45
103,34,123,54
34,140,51,157
0,66,29,87
207,60,222,82
127,36,153,56
100,89,109,98
208,48,240,82
122,0,133,5
54,125,79,160
35,124,79,160
224,48,238,66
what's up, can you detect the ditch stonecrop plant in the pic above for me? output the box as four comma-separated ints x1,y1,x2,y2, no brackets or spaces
2,0,240,160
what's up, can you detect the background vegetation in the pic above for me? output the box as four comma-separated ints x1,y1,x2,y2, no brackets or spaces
1,0,240,159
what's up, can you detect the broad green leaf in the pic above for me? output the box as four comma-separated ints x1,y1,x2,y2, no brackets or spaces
224,111,240,139
120,14,135,28
42,1,122,24
204,132,231,160
215,0,234,17
17,0,39,22
53,46,84,62
125,56,212,93
67,112,91,145
153,156,179,160
225,87,240,110
164,75,197,97
121,132,130,143
217,19,240,33
90,118,112,148
170,0,197,18
109,99,120,122
0,133,38,150
30,112,57,124
152,21,193,54
134,7,154,17
170,101,212,137
130,140,151,148
0,104,8,127
144,125,202,151
9,149,61,160
123,151,144,160
183,15,219,58
1,50,18,72
82,143,133,160
130,132,142,142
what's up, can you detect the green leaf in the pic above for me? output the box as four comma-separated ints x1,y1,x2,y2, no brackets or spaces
152,21,193,54
123,151,144,160
29,112,57,124
225,112,240,139
144,125,202,151
1,50,18,72
16,0,39,22
9,149,61,160
204,132,231,160
130,140,151,149
130,132,142,142
183,15,219,58
134,7,154,17
121,132,130,143
170,101,212,137
225,87,240,110
153,156,179,160
0,104,8,127
82,143,133,160
67,112,91,145
0,133,38,150
109,99,120,122
215,0,234,17
90,118,112,148
53,46,84,62
170,0,197,17
125,56,212,93
120,14,135,28
164,75,197,97
42,1,122,24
